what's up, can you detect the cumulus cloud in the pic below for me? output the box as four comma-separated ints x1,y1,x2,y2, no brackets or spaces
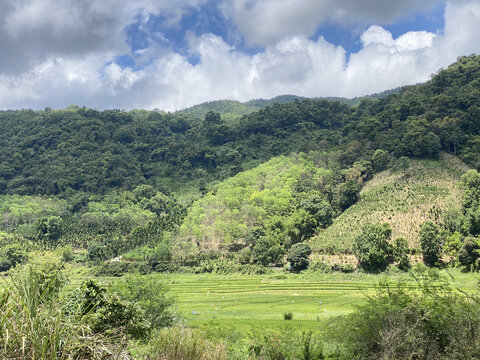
221,0,442,47
0,0,479,111
0,0,208,74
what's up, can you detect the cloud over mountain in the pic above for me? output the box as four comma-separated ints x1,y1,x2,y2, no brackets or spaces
0,0,479,110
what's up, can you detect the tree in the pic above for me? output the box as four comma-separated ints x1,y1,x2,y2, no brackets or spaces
251,236,283,266
337,180,361,211
287,243,312,271
35,216,62,247
113,273,175,330
372,149,390,172
419,221,443,266
457,237,480,270
393,237,411,271
0,244,28,271
297,194,333,228
87,242,107,263
353,223,393,272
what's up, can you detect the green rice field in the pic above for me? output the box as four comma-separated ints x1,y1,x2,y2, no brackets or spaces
155,270,479,332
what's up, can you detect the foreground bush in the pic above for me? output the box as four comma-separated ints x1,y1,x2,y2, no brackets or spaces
0,265,130,359
335,265,480,359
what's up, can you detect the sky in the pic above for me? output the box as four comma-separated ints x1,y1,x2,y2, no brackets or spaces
0,0,479,111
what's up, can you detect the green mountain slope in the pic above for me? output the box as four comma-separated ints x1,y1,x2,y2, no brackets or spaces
178,153,334,252
0,55,479,199
312,154,468,253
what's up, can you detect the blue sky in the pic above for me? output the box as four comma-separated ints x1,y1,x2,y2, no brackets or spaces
0,0,479,110
119,1,447,68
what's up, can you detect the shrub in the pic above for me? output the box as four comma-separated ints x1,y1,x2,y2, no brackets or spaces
340,263,355,273
63,279,150,340
335,265,480,360
62,245,74,262
34,216,63,247
394,237,411,271
283,312,293,320
87,242,107,263
372,149,390,171
0,265,128,359
0,244,28,271
287,243,312,271
112,273,175,330
353,223,393,272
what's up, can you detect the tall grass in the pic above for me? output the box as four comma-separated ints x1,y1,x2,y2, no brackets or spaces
0,265,130,359
136,327,227,360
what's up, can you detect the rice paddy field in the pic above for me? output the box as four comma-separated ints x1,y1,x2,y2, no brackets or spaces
149,269,479,333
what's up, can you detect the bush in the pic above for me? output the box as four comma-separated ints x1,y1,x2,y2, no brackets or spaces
340,263,355,273
283,312,293,320
64,279,150,340
353,223,393,272
87,242,107,263
61,245,74,262
335,265,480,359
372,149,390,171
287,243,312,271
0,244,28,272
0,265,128,359
112,273,175,330
394,237,411,271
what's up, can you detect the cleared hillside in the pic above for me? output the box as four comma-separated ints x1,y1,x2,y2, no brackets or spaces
312,154,468,253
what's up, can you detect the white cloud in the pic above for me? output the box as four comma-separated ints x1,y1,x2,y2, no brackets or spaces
0,0,479,111
221,0,442,46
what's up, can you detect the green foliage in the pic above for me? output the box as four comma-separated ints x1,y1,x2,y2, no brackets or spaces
283,311,293,320
134,327,227,360
251,236,284,266
393,237,411,271
457,236,480,270
336,265,480,360
87,242,107,263
35,215,63,246
0,265,127,358
61,245,74,262
64,279,150,340
353,223,393,272
336,180,361,211
371,149,390,171
444,231,463,257
287,243,312,271
0,244,28,271
179,153,339,253
112,273,175,330
460,169,480,236
419,221,443,266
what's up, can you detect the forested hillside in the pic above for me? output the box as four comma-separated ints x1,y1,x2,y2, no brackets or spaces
1,55,478,200
1,55,480,268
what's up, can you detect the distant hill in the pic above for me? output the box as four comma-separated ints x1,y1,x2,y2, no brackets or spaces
176,89,401,120
312,154,468,253
176,95,303,121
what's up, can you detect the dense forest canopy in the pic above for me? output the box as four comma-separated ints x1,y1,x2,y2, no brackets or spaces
1,55,479,200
